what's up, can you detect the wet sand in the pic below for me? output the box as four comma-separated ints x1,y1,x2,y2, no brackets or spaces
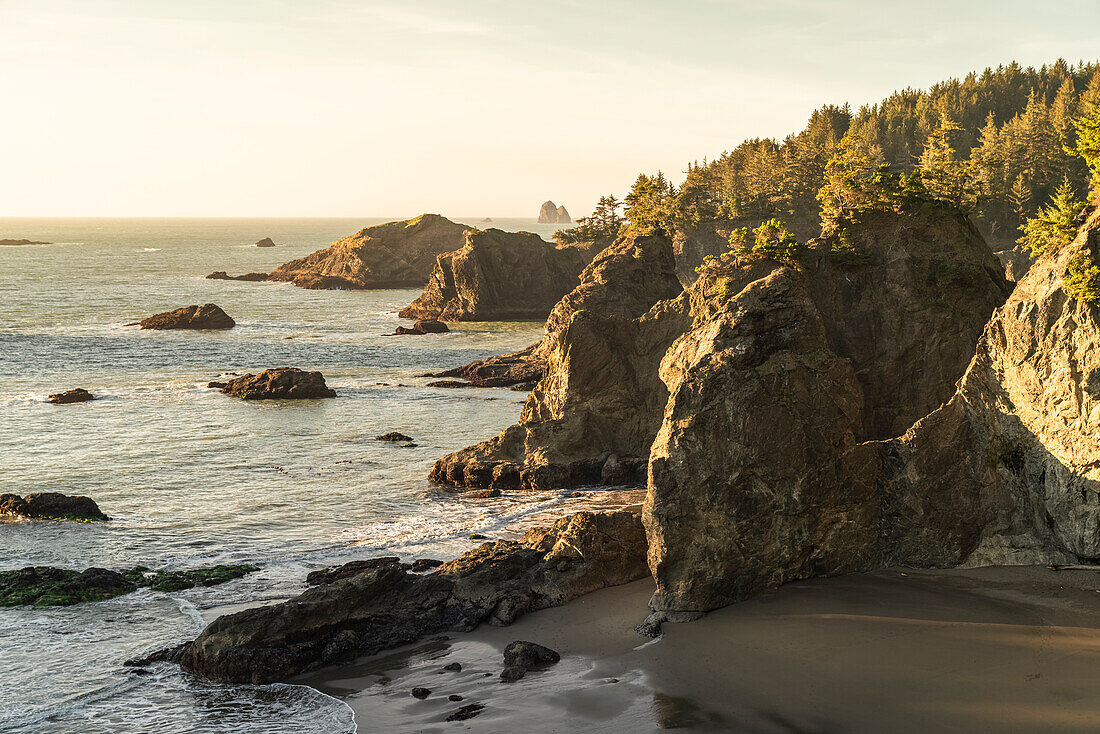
300,566,1100,733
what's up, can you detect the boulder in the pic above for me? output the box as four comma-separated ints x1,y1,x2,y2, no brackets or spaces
205,271,269,282
134,304,235,330
264,214,471,290
1,492,108,521
393,320,449,335
218,368,336,399
48,388,94,404
502,641,560,668
426,343,545,388
399,229,589,321
159,510,646,683
255,237,276,247
430,231,686,489
537,201,571,224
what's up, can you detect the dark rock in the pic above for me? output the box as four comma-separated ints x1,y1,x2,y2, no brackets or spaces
0,238,50,245
445,703,485,722
393,320,449,336
503,641,560,668
48,388,94,404
428,343,545,388
219,368,336,399
135,304,235,330
376,432,414,442
207,381,227,389
448,694,464,701
500,666,526,681
411,559,444,573
411,687,431,699
306,558,401,585
255,238,276,247
467,534,489,540
205,271,270,282
1,564,256,607
443,662,462,672
172,510,647,683
427,380,470,388
400,229,588,321
1,492,108,522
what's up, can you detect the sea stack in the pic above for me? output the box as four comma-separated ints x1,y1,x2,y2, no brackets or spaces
538,201,571,224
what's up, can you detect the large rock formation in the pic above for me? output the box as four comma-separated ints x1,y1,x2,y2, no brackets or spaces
133,304,235,330
430,231,685,489
209,215,472,289
644,201,1100,614
537,201,571,224
151,511,646,683
398,229,589,321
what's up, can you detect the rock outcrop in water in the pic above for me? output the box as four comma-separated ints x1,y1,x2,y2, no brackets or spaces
393,319,450,335
426,343,545,388
154,510,646,683
0,238,50,246
0,492,108,522
263,214,471,290
537,201,571,224
2,564,257,607
48,388,95,404
133,304,235,330
255,238,276,247
398,229,589,321
205,271,269,282
215,368,337,399
430,231,685,489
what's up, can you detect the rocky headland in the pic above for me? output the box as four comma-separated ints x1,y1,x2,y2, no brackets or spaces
132,303,235,330
398,229,591,321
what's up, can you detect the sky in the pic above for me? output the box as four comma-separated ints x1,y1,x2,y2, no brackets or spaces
1,0,1098,218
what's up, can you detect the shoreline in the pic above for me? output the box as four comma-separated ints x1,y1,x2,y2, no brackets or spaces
300,565,1100,733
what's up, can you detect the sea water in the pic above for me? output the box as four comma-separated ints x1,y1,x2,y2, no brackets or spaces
0,217,625,733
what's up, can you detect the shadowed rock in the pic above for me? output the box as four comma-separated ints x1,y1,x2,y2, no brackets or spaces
48,388,94,404
1,492,108,521
393,319,449,335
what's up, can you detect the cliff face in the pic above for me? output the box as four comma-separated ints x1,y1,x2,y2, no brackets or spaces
429,231,685,489
398,229,589,321
266,214,470,290
645,200,1100,614
538,201,571,224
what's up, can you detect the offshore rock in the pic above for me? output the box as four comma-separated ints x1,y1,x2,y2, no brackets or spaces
218,368,336,399
427,343,545,388
537,201,571,224
399,229,588,321
265,214,471,290
134,304,235,330
172,510,647,683
255,237,276,247
393,319,449,335
0,492,108,522
48,388,95,404
206,271,269,282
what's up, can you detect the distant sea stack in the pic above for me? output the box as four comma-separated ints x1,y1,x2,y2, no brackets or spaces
255,237,276,247
537,201,571,224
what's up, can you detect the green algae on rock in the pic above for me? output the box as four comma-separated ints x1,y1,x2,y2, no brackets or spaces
1,564,259,607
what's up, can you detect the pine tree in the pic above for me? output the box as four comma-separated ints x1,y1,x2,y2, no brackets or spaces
919,113,981,210
1018,177,1086,256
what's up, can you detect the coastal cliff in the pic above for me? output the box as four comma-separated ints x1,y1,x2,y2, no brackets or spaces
399,229,591,321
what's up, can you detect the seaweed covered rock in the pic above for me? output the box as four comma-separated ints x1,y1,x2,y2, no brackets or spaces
217,368,336,399
166,510,646,683
0,492,108,521
264,214,471,290
1,564,257,607
134,304,235,330
399,229,589,321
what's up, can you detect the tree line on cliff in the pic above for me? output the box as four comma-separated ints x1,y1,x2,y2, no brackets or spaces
557,59,1100,253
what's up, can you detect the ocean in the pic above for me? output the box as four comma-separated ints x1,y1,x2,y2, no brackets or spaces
0,217,619,733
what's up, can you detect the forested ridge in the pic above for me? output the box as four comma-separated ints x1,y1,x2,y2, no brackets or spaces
559,60,1100,251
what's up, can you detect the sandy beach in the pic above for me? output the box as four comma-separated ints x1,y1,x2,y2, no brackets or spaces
300,566,1100,733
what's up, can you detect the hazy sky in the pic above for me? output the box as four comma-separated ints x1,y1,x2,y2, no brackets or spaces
2,0,1098,218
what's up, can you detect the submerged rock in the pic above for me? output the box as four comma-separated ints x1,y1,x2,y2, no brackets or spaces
376,432,415,442
0,492,108,521
205,271,269,282
445,703,486,722
167,510,646,683
0,564,257,607
217,368,336,399
47,388,95,404
265,214,471,290
399,229,589,321
134,304,235,330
